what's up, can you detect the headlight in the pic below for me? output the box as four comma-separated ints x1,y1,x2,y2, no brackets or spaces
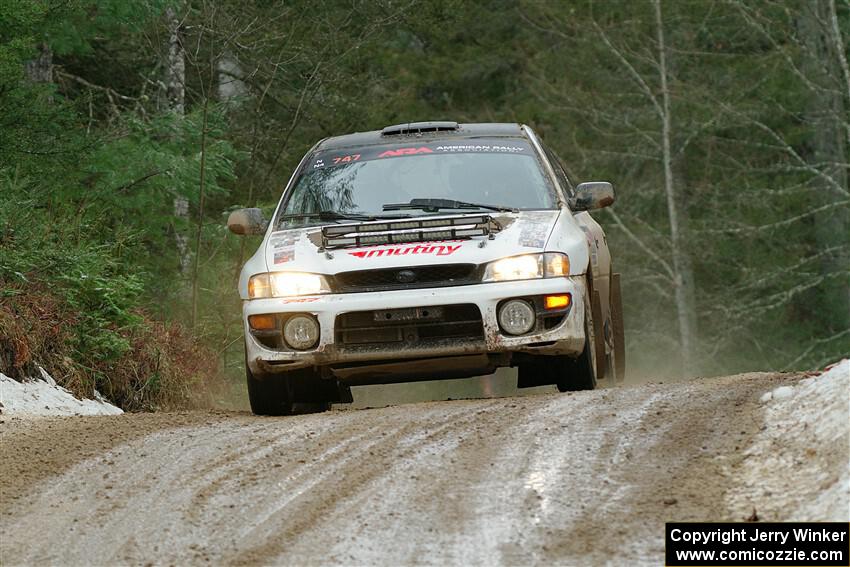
482,253,569,282
248,272,330,298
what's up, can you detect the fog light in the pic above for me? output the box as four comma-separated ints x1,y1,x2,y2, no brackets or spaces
544,294,571,310
283,315,320,350
498,300,536,335
248,314,276,330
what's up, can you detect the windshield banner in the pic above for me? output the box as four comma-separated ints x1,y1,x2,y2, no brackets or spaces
310,139,533,170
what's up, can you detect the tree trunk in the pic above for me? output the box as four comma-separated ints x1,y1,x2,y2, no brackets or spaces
191,99,209,329
25,43,52,83
826,0,850,149
799,0,850,333
164,7,185,114
654,0,698,373
217,51,246,101
164,6,191,275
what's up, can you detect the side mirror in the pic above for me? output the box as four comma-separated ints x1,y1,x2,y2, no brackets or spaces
573,182,615,211
227,208,268,235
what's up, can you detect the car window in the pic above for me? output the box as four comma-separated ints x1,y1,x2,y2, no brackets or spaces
542,146,575,199
277,138,557,228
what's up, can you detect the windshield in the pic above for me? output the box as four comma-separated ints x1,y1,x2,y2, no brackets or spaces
277,138,555,228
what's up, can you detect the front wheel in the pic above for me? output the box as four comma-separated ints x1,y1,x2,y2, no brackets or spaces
246,364,294,416
246,358,340,416
556,301,598,391
516,281,599,392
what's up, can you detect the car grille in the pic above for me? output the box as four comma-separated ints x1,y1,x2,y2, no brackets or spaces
332,264,478,293
335,303,485,349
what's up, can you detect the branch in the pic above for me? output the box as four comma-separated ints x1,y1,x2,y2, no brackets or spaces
54,69,139,103
115,170,166,194
604,208,675,281
591,20,664,119
54,69,139,120
782,328,850,371
702,199,850,234
721,103,850,197
734,2,826,95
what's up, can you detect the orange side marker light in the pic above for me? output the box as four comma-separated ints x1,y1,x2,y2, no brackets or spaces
248,314,277,330
544,294,571,310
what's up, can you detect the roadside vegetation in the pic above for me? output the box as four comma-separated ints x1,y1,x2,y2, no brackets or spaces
1,0,847,410
0,192,224,410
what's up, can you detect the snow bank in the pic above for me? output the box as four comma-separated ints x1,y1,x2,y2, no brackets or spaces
728,359,850,521
0,369,122,417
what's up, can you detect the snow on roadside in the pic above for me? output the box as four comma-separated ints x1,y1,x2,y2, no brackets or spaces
0,369,122,417
726,359,849,521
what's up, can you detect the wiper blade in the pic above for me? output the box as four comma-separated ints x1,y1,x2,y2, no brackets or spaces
382,198,518,213
278,211,410,224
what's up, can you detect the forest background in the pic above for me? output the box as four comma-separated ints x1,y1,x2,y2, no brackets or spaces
1,0,847,410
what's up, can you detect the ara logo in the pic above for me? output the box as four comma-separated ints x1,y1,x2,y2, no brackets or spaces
378,147,434,158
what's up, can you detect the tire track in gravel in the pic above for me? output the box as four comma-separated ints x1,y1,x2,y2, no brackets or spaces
228,407,504,564
0,371,814,566
529,375,779,564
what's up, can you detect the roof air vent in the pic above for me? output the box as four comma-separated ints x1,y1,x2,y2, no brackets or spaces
381,121,459,136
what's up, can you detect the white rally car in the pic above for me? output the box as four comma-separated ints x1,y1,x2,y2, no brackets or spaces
229,121,625,415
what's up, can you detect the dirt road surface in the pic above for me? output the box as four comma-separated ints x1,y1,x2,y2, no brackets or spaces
1,370,846,565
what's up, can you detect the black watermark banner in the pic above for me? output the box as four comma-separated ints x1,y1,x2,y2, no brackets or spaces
666,522,849,566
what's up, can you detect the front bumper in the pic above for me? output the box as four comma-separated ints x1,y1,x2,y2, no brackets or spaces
243,277,587,375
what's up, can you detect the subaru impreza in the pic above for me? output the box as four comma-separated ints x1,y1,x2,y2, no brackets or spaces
228,121,624,415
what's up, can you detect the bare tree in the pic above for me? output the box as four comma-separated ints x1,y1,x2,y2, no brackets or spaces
799,0,849,333
653,0,697,369
521,0,699,374
164,5,191,275
721,0,850,363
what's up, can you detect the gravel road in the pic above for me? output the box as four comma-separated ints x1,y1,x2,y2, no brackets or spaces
1,369,844,566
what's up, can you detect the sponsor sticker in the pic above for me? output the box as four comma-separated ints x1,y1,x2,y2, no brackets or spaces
378,147,433,158
434,144,526,153
347,241,464,259
274,249,295,264
518,212,554,248
278,297,320,304
270,234,298,248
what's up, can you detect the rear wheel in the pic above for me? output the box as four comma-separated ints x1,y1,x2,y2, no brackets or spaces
610,272,626,383
589,286,607,379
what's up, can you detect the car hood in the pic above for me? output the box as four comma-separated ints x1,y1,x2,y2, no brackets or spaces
259,210,585,275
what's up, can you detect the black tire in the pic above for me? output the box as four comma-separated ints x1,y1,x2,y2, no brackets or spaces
589,287,607,379
610,273,626,383
518,278,599,392
289,372,335,414
245,346,344,415
246,365,338,415
246,364,294,416
554,286,599,391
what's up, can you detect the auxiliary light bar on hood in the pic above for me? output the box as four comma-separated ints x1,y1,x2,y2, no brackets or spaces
320,214,502,250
